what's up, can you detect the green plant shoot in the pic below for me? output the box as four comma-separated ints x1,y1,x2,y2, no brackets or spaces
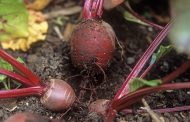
150,45,173,65
0,57,24,89
129,78,162,92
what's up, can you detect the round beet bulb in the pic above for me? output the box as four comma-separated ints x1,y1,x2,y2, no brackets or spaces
89,99,110,116
41,79,76,111
70,19,115,71
4,112,60,122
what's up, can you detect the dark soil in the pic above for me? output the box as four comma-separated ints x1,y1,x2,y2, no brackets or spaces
1,0,190,122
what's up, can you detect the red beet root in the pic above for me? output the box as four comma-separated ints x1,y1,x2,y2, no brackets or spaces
41,79,76,111
71,20,115,70
89,99,110,117
70,0,115,71
0,49,76,111
4,112,60,122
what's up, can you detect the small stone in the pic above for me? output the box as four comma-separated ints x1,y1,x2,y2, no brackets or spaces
148,27,153,32
166,90,173,92
127,57,135,64
187,91,190,94
26,102,29,106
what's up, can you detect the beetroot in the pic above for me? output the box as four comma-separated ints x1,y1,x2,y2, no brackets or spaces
4,112,60,122
71,20,115,70
41,79,76,111
89,99,110,116
70,0,115,71
0,49,76,111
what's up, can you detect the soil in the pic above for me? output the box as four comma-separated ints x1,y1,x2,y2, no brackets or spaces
1,0,190,122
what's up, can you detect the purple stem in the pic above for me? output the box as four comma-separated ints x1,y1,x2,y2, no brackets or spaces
0,49,41,86
83,0,103,19
114,82,190,111
140,63,155,78
123,2,164,30
122,105,190,114
0,86,45,98
113,21,172,101
140,60,190,84
0,68,34,86
161,60,190,83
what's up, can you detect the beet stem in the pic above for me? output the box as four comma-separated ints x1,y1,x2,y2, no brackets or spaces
113,21,172,101
106,57,190,122
123,2,164,30
0,68,34,87
83,0,103,19
0,86,45,98
105,21,172,122
0,49,41,86
140,63,155,78
140,59,190,84
161,60,190,83
122,105,190,114
114,82,190,111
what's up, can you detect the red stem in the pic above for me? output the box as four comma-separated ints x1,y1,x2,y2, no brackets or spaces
0,86,45,98
105,21,172,121
140,63,155,78
122,105,190,114
83,0,103,19
0,68,34,87
141,60,190,83
114,82,190,111
162,60,190,83
105,82,190,122
113,21,172,101
123,2,164,30
105,59,190,121
0,49,41,86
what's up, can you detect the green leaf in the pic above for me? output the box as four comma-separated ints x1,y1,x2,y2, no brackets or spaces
0,75,6,82
150,45,173,65
0,58,13,82
119,1,148,26
123,10,148,26
0,57,25,89
0,0,29,40
129,78,162,92
16,57,25,64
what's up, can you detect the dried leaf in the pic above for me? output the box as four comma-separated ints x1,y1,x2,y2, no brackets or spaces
1,10,48,51
25,0,52,10
0,0,29,40
63,23,77,41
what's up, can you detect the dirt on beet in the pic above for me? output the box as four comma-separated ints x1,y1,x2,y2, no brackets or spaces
1,0,190,122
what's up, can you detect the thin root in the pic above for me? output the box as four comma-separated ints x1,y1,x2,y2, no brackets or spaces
95,63,107,82
141,98,165,122
116,37,125,61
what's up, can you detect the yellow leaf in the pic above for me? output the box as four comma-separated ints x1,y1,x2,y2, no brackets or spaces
25,0,52,10
0,10,48,51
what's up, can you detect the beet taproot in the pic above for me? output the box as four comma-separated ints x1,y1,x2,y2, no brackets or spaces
4,112,60,122
70,19,115,71
89,99,110,116
41,79,76,111
70,0,116,72
0,49,76,111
